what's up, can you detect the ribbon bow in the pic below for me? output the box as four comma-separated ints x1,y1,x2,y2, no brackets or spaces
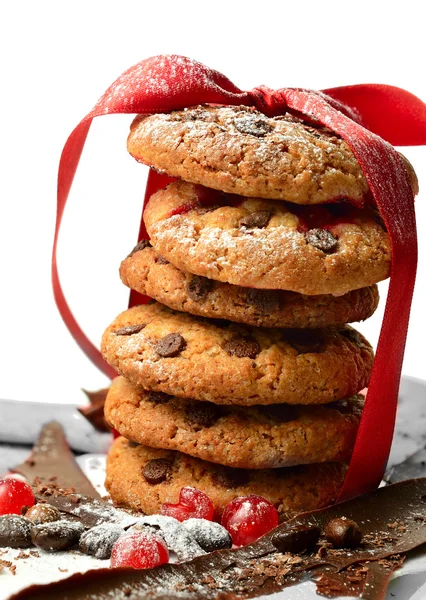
55,54,426,501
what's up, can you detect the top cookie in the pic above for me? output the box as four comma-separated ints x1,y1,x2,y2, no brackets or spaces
128,105,370,205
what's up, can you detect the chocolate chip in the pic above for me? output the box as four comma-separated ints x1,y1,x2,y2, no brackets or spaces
79,523,124,559
234,116,273,137
185,402,222,429
261,404,299,423
187,275,214,302
25,504,60,525
127,239,151,257
0,516,32,548
305,228,338,253
155,333,186,357
324,517,363,549
245,289,281,314
213,466,251,489
223,337,260,359
240,210,272,229
142,458,173,484
340,328,362,346
114,324,146,336
156,255,169,265
271,524,321,554
285,329,324,354
31,521,85,552
146,390,171,404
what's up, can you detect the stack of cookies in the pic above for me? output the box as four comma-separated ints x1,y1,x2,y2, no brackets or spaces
101,105,415,519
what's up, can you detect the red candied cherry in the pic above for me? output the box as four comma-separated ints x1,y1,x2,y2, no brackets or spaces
161,487,214,522
221,495,279,547
0,476,35,516
110,531,169,569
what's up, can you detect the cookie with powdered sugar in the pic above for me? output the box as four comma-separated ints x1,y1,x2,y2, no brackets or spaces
143,180,391,296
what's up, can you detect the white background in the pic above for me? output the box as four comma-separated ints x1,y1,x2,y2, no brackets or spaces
0,1,425,405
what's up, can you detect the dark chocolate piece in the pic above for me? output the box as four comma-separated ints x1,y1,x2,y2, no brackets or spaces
142,458,172,485
13,422,101,499
245,288,281,314
271,524,320,554
11,479,426,600
31,521,85,552
223,337,260,359
181,518,232,553
240,210,272,229
213,466,251,489
79,523,124,559
155,333,186,357
187,275,214,301
185,402,222,429
0,516,32,548
113,324,146,336
305,228,338,253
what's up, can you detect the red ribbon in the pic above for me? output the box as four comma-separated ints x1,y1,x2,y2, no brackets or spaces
55,54,425,501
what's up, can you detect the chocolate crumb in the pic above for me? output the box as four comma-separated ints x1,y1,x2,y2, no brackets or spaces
142,458,173,485
305,228,338,253
114,324,146,336
155,333,187,357
223,337,260,359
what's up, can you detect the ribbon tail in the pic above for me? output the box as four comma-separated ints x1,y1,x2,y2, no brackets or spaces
324,84,426,146
53,119,116,379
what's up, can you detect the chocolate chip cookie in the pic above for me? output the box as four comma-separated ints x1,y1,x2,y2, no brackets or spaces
100,303,373,406
143,181,391,295
128,105,371,204
105,377,363,469
121,242,379,327
106,437,347,518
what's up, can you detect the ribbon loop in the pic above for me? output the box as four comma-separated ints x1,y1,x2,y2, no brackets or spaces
54,54,425,502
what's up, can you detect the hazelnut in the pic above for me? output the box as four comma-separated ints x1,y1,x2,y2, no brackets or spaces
25,503,61,525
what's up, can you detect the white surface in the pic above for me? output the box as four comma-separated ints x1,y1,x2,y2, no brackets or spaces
0,1,425,406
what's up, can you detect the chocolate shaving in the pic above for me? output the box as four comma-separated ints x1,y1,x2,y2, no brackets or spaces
12,422,101,499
